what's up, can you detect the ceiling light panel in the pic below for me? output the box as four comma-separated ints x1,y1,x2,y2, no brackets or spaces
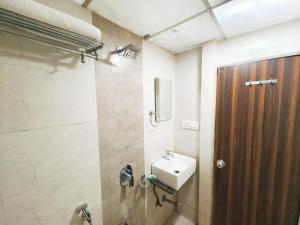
214,0,300,37
88,0,207,36
149,12,223,53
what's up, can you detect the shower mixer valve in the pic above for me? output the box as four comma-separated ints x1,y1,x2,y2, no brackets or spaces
120,165,134,187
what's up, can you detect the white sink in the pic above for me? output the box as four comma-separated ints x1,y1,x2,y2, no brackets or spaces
151,153,196,190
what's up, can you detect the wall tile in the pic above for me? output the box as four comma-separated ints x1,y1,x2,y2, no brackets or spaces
62,203,102,225
145,188,174,225
93,13,145,225
3,162,100,225
0,123,101,225
0,122,100,200
0,204,5,225
0,34,93,73
0,2,102,225
179,203,197,224
0,59,97,133
179,174,198,211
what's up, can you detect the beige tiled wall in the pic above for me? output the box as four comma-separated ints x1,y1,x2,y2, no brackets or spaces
0,1,102,225
178,172,199,223
92,14,145,225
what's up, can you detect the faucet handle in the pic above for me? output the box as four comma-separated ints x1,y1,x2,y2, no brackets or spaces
166,150,175,158
76,203,93,225
120,165,134,188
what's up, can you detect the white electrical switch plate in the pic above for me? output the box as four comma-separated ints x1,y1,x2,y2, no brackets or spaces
181,120,199,130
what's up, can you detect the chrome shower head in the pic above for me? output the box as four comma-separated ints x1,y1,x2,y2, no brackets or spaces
116,44,140,60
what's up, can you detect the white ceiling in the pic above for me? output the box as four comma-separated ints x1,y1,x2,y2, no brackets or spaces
88,0,207,35
150,12,222,53
70,0,300,53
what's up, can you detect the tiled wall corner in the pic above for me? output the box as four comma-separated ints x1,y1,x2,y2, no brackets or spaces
92,13,145,225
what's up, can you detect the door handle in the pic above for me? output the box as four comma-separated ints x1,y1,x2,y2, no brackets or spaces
216,159,225,169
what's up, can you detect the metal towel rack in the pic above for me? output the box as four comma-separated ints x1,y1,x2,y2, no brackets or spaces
0,8,104,63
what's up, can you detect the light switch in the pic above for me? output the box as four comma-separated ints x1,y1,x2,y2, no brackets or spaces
181,120,199,130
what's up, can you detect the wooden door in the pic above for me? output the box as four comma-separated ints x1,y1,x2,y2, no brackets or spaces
213,55,300,225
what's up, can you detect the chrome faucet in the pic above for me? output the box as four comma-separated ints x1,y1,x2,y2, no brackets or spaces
163,150,175,160
76,203,93,225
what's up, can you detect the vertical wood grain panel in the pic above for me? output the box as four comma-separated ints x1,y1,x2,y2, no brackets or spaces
248,61,267,225
265,58,284,225
213,55,300,225
241,63,256,225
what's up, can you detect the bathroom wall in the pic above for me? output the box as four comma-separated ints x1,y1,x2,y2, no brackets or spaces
143,40,176,225
0,1,102,225
92,14,145,225
175,48,201,156
174,48,202,223
198,18,300,225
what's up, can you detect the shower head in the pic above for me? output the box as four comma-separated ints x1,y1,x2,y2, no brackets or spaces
108,44,140,67
116,44,140,60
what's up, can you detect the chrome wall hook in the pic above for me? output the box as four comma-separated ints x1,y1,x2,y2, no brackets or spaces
245,79,278,87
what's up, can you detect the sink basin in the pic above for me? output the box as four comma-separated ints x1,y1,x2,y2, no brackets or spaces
151,153,196,190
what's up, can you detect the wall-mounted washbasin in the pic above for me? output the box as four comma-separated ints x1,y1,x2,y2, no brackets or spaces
151,153,196,190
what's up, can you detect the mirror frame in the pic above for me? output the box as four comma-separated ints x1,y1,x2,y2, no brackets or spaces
154,77,172,122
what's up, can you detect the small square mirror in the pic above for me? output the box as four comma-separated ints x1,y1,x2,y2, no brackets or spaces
155,78,172,122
